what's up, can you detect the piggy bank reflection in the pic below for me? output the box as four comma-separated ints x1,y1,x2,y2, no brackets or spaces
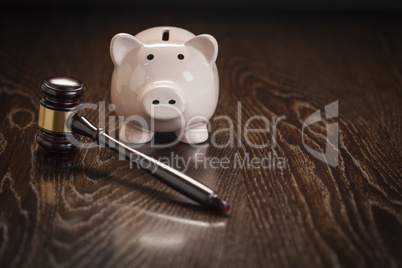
110,26,219,144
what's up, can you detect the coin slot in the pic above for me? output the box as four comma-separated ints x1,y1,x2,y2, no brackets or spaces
162,30,169,41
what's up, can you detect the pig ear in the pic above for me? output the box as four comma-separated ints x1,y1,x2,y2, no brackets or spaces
110,33,143,67
185,34,218,66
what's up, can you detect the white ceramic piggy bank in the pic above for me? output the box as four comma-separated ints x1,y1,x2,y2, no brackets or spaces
110,26,219,144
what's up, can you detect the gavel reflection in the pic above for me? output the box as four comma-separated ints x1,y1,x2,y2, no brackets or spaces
36,76,229,213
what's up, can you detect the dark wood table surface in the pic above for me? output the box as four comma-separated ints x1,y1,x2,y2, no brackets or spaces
0,6,401,268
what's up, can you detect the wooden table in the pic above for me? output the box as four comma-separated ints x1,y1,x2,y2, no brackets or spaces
0,6,401,268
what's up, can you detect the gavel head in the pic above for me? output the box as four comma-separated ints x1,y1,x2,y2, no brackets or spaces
36,76,86,153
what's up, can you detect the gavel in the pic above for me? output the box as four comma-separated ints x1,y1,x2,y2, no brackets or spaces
36,76,229,213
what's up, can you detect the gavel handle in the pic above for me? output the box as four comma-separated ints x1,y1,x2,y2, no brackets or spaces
69,113,230,213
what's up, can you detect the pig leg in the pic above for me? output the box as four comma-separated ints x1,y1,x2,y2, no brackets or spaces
119,122,154,143
175,123,209,144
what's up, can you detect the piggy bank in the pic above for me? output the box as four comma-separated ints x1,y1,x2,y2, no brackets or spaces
110,26,219,144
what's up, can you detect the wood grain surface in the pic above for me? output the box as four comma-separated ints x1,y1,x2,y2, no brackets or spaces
0,6,401,268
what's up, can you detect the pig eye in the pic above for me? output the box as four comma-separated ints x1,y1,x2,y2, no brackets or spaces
147,54,154,60
177,54,184,60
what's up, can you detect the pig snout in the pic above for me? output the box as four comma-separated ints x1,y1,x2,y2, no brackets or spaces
141,83,185,120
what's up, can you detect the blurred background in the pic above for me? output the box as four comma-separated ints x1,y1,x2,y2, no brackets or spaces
2,0,402,11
